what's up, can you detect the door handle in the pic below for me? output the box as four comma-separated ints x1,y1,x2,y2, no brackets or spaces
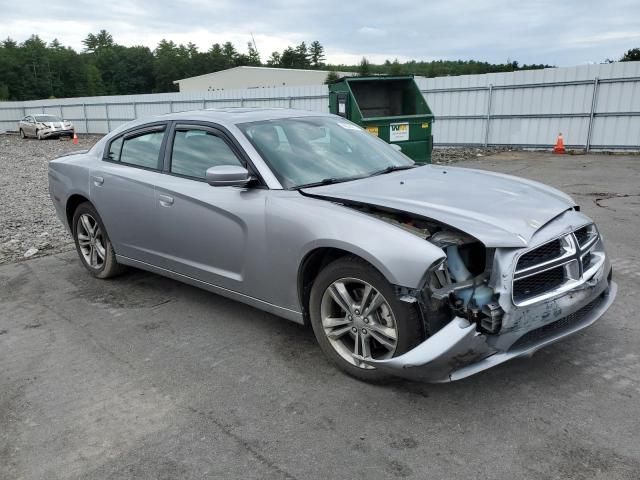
158,194,174,207
92,175,104,186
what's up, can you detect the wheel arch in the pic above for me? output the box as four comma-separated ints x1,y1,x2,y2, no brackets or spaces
297,245,401,326
66,194,91,230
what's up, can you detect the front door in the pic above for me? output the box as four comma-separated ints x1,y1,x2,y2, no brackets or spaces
154,124,267,294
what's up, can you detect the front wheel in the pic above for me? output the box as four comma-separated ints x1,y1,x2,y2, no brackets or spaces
72,202,125,279
309,256,423,382
19,129,26,139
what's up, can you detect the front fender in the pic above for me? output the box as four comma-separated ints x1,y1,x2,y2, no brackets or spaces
265,191,446,313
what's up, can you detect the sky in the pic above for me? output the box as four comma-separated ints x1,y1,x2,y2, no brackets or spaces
1,0,639,66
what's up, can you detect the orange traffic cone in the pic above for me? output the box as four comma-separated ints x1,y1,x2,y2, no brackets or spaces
553,133,565,154
73,132,79,145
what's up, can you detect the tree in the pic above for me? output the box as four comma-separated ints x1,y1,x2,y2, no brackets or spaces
389,58,403,75
324,71,339,84
247,41,261,66
280,46,297,68
309,41,325,69
267,51,281,67
82,30,114,52
222,42,238,67
295,42,311,68
358,57,371,76
621,48,640,61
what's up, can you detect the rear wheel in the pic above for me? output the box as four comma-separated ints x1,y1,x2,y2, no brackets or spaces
36,130,42,140
309,256,423,382
72,202,125,279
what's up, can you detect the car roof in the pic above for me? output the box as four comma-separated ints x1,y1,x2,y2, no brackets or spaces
164,107,327,124
121,108,333,130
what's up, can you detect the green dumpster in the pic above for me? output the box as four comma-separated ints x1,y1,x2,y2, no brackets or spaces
328,75,434,164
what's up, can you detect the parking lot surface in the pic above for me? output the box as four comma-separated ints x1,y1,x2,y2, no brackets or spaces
1,148,639,479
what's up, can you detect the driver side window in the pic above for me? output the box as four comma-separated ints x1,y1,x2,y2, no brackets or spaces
170,129,243,179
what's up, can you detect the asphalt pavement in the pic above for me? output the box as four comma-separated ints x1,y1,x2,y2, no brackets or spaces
1,151,639,479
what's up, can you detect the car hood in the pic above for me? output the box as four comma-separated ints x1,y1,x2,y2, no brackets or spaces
300,165,577,248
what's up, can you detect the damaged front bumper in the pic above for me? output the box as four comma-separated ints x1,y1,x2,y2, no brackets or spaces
364,214,617,382
365,278,616,382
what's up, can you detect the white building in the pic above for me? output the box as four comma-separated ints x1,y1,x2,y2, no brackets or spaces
174,66,354,92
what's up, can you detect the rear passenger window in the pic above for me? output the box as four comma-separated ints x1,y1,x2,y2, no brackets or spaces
119,130,165,169
170,129,243,179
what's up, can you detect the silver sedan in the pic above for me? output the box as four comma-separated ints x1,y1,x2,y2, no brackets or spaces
48,108,616,383
19,114,74,140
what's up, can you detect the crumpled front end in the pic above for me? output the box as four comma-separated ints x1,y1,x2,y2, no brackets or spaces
364,209,617,382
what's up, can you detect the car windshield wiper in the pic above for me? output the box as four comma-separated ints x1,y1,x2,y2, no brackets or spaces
369,164,417,177
295,176,363,189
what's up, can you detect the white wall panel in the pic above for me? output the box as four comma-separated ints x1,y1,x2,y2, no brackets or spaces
1,62,639,149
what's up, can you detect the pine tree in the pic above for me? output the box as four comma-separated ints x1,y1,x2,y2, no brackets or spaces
309,41,325,69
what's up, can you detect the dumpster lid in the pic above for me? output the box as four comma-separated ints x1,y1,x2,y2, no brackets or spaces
327,74,415,85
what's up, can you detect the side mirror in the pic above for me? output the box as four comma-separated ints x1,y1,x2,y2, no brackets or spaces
205,165,253,187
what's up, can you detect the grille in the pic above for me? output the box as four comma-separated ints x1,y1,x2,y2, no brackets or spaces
574,225,592,247
513,266,565,302
517,239,563,270
512,224,601,305
510,295,604,350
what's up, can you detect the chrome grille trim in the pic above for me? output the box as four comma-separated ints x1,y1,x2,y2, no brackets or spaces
512,224,604,307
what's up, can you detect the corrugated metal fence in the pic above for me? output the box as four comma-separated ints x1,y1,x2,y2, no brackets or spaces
1,62,639,150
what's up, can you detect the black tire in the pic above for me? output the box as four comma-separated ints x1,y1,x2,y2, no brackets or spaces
71,202,125,279
309,256,423,382
19,129,25,139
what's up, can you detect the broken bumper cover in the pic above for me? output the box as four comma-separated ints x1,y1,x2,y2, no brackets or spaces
41,128,74,138
363,278,617,383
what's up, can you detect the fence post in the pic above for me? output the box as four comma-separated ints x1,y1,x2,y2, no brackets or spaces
169,100,174,113
288,97,293,108
585,77,600,152
484,84,493,147
202,100,206,110
133,101,138,119
105,104,111,132
83,103,88,134
240,97,245,107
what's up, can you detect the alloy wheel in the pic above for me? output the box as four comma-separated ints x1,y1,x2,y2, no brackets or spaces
320,277,398,368
76,213,106,269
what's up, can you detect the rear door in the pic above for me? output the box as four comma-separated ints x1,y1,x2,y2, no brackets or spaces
89,123,168,265
154,123,268,293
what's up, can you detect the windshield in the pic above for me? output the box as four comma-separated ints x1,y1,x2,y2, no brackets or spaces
238,116,414,188
35,115,62,123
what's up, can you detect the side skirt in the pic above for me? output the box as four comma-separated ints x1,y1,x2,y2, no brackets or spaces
116,255,304,324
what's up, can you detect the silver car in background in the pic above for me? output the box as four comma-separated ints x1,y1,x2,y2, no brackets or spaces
19,114,74,140
47,108,616,383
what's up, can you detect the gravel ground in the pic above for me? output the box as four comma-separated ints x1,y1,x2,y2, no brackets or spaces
0,133,506,265
0,134,102,265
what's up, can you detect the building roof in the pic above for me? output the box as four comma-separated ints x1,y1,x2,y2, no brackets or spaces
173,66,353,84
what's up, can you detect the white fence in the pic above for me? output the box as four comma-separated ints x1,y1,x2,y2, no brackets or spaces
1,62,639,150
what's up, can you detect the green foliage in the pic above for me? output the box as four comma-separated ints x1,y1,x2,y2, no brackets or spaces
324,71,340,84
357,57,371,76
309,41,325,69
11,30,632,101
621,48,640,61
